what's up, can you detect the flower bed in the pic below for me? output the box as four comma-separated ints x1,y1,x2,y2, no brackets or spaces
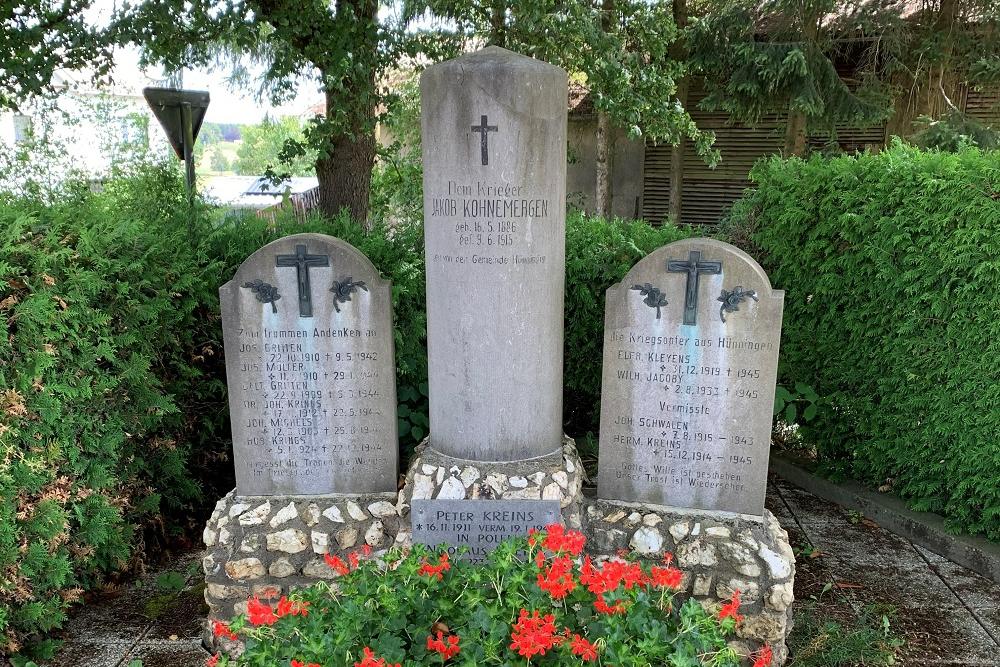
208,526,773,666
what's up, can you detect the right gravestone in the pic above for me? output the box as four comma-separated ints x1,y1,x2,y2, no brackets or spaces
596,238,795,663
598,238,783,517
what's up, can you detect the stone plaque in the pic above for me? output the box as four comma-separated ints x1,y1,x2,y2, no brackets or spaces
411,499,561,562
421,46,567,462
597,238,784,517
220,233,398,496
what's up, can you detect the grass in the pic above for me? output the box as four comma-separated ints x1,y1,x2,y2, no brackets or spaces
787,600,903,666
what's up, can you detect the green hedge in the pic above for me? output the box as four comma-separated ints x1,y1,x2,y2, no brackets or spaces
724,143,1000,539
0,167,227,657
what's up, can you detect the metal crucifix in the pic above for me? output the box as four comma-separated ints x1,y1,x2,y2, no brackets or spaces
667,250,722,326
275,244,330,317
471,114,498,166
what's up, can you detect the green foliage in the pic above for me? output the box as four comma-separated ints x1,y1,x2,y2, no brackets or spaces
369,76,424,226
217,528,743,667
688,0,893,142
913,111,1000,152
1,1,112,110
724,142,1000,538
773,383,826,426
235,117,316,177
409,0,717,162
0,164,228,655
787,602,902,666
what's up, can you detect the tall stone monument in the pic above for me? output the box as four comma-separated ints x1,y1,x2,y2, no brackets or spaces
590,238,796,662
203,233,401,647
399,47,584,553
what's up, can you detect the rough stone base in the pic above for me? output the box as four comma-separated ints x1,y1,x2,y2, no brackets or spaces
583,499,795,664
201,490,400,650
395,436,586,541
203,440,795,663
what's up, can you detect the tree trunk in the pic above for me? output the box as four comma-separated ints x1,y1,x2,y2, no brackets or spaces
668,0,689,224
314,0,378,226
594,0,615,218
595,110,613,218
490,1,506,47
315,121,376,225
784,109,808,156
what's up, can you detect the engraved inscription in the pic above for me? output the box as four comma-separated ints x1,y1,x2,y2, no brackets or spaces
412,499,560,562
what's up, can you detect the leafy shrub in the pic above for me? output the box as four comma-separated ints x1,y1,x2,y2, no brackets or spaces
210,526,767,667
724,142,1000,538
0,165,226,656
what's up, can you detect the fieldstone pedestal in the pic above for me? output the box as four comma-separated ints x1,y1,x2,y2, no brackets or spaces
583,501,795,663
396,437,587,543
202,490,401,651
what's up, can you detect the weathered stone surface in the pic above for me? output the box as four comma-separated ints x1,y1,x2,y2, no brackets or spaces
225,558,265,580
269,502,298,528
437,476,466,499
336,526,359,549
677,539,718,567
412,474,436,500
759,544,793,579
346,501,368,522
240,534,261,553
302,558,338,579
422,47,567,461
322,505,344,523
768,581,795,611
597,238,784,517
239,501,271,526
692,574,713,597
365,520,386,547
302,503,321,526
268,558,296,578
669,520,690,542
207,583,249,600
220,232,398,495
629,526,664,554
203,527,217,547
368,501,398,518
266,529,308,554
311,531,330,554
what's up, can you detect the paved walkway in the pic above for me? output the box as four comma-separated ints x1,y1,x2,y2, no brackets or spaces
42,475,1000,666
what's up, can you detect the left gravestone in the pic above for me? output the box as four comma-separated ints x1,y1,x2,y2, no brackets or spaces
204,233,400,649
220,232,397,495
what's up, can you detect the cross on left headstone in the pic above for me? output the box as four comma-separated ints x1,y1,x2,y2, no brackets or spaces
470,114,498,166
275,244,330,317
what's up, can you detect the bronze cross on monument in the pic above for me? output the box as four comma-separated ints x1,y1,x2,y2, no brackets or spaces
667,250,722,325
275,244,330,318
471,114,498,166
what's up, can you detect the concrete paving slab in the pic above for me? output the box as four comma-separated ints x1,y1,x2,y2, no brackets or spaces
47,640,135,667
120,639,208,667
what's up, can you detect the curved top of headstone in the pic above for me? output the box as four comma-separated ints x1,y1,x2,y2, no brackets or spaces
421,46,567,122
617,237,780,298
223,232,387,289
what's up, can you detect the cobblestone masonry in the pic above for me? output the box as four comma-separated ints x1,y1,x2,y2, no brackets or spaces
204,438,794,662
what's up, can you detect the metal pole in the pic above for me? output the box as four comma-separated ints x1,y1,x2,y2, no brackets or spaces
181,102,196,202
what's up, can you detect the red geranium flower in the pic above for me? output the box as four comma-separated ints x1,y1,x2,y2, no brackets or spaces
324,554,351,576
246,596,277,626
212,620,238,641
539,524,586,555
276,596,309,618
650,565,684,590
206,654,220,667
570,634,599,662
593,596,628,615
752,644,774,667
718,589,744,623
291,660,321,667
536,555,576,600
354,646,400,667
417,553,451,580
426,631,461,660
510,609,564,658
